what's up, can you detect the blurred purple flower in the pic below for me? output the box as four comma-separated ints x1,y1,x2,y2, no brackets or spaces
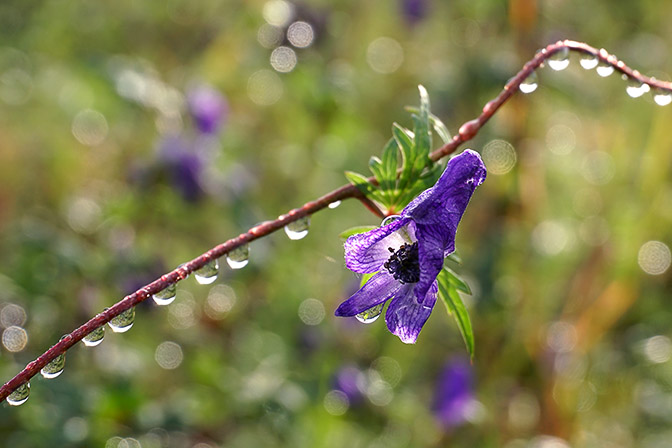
335,150,486,343
158,136,204,202
187,84,228,135
433,357,474,429
332,365,365,404
401,0,428,25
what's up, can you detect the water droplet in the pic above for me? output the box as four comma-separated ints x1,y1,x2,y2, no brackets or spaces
595,62,614,77
653,89,672,106
153,283,177,306
625,79,650,98
579,54,598,70
328,200,341,209
284,217,310,240
194,260,219,285
381,215,401,227
548,48,570,71
83,326,105,346
40,353,65,379
356,303,384,324
6,382,30,406
226,244,249,269
519,71,538,94
108,307,135,333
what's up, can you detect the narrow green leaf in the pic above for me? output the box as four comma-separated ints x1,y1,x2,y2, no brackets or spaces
392,123,415,190
443,266,472,295
380,138,399,186
368,156,386,186
405,106,452,144
360,271,377,288
438,269,475,358
339,226,378,240
413,85,432,166
446,251,462,265
344,171,386,204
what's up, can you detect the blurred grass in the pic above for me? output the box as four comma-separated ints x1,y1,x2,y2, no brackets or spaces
1,0,672,447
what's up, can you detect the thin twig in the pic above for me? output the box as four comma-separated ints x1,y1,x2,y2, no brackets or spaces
1,39,670,403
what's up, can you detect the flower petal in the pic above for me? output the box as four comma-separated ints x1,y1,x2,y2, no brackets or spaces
344,217,412,273
413,224,448,303
402,149,486,232
385,281,438,344
335,272,402,316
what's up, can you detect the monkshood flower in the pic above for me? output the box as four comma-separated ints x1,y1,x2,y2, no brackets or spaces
158,136,204,202
187,84,228,135
433,357,475,429
335,150,486,343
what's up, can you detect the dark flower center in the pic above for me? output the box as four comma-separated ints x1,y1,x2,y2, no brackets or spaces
384,242,420,284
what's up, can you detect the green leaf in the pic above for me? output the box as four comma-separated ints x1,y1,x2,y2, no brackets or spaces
392,123,415,190
344,171,385,204
339,225,377,240
413,85,432,169
443,266,472,295
380,138,399,189
437,269,475,359
405,106,452,144
360,271,377,288
446,251,462,265
368,156,386,188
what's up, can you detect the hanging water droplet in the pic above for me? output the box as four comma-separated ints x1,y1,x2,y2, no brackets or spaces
108,307,135,333
83,326,105,346
226,244,249,269
328,200,341,209
153,283,177,306
356,303,384,324
653,89,672,106
40,353,65,379
381,215,401,227
625,79,650,98
519,71,538,94
6,382,30,406
194,260,219,285
548,48,570,71
595,62,614,77
284,217,310,240
579,54,598,70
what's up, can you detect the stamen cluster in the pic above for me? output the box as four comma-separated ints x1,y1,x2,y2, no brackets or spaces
384,242,420,284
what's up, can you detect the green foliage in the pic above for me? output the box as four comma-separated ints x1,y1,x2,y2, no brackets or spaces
345,86,446,214
437,267,475,359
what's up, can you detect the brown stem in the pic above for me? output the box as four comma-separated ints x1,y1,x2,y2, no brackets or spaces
2,39,670,403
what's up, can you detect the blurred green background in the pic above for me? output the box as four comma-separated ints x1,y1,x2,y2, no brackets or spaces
1,0,672,446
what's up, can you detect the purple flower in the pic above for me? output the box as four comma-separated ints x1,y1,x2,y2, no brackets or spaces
335,150,486,343
158,136,204,202
433,357,475,428
187,85,228,135
332,365,365,404
401,0,428,25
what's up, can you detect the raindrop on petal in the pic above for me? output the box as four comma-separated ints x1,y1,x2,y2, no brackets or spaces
519,71,538,94
328,200,341,209
356,303,384,324
40,353,65,379
579,54,598,70
109,307,135,333
595,62,614,77
381,215,401,227
83,326,105,347
226,244,249,269
653,89,672,106
194,260,219,285
625,79,650,98
153,283,177,306
284,217,310,240
6,382,30,406
548,48,570,71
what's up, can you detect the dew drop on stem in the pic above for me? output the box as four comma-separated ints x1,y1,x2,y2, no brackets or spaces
284,217,310,240
356,303,384,324
548,47,570,71
579,54,598,70
194,259,219,285
108,307,136,333
6,382,30,406
519,71,538,94
83,326,105,346
625,79,650,98
153,283,177,306
226,244,249,269
40,353,65,379
596,62,614,77
328,200,341,209
653,89,672,106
